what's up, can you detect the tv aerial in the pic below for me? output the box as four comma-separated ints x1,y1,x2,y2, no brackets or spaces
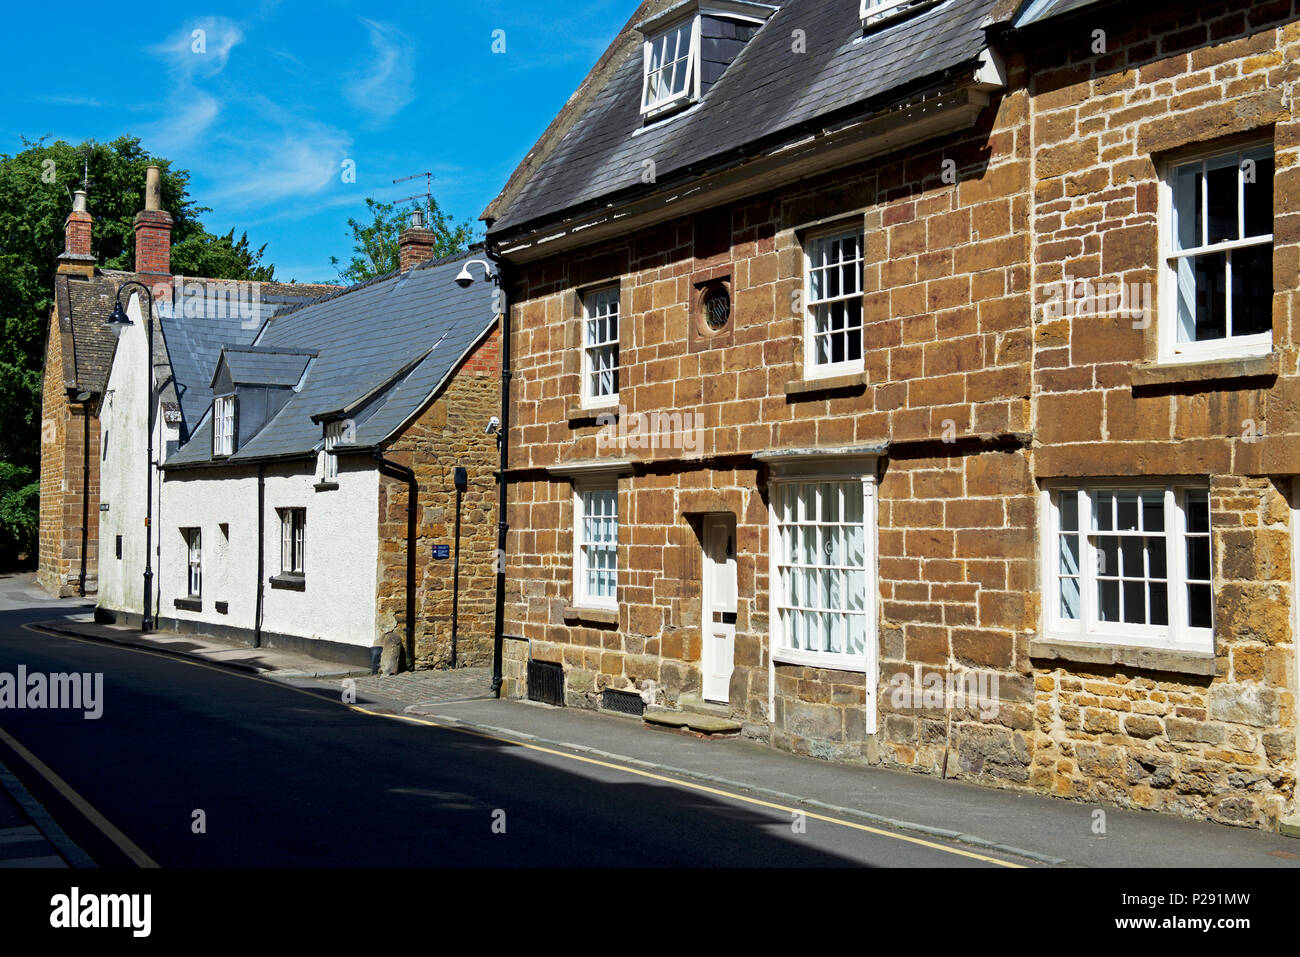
392,171,433,227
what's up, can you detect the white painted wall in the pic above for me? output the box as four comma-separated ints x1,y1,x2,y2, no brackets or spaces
97,292,176,621
159,458,381,650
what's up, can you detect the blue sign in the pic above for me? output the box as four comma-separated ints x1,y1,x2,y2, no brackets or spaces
433,544,450,560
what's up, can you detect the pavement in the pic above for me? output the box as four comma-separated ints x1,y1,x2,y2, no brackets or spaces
8,571,1300,867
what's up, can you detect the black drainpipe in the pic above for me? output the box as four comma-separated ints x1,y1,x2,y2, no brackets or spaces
254,463,265,648
79,400,91,597
375,449,417,672
488,254,511,698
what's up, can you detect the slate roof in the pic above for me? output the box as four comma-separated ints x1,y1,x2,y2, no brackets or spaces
156,280,334,432
165,252,498,467
487,0,997,236
217,346,316,388
55,270,131,395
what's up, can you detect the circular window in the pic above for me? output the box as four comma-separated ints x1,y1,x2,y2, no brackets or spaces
703,284,730,331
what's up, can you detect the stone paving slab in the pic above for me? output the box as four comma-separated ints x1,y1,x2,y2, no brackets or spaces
350,668,494,707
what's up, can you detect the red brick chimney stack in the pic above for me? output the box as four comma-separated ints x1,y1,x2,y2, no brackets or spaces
134,165,172,276
57,190,96,277
398,209,437,272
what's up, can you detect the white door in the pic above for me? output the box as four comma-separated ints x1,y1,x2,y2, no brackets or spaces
701,516,737,703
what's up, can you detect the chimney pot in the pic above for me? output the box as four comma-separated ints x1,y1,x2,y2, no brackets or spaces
145,165,162,212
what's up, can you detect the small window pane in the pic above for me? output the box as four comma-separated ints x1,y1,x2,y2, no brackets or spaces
1243,150,1274,239
1060,576,1081,620
1231,245,1273,338
1186,491,1210,533
1205,154,1239,245
1149,582,1169,627
1188,584,1213,629
1187,250,1228,342
1099,579,1120,621
1172,161,1201,251
1117,491,1140,531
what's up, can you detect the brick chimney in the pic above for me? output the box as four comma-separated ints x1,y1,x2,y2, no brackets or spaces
57,190,96,277
398,210,437,271
134,165,172,276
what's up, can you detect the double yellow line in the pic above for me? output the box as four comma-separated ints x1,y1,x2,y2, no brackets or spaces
9,623,1024,868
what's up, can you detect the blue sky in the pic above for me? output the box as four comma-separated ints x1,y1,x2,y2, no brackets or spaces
4,0,633,283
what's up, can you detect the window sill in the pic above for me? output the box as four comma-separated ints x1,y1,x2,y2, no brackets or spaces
314,481,339,492
1132,351,1279,390
173,597,202,611
1029,637,1216,676
269,574,306,592
785,371,867,397
568,400,619,424
773,649,869,673
563,605,618,626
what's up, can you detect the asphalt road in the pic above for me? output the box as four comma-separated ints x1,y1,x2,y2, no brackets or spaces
0,591,1024,868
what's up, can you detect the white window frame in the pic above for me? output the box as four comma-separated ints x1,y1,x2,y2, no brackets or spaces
640,15,701,117
1158,138,1274,364
322,420,343,481
803,226,866,379
213,395,235,456
279,508,305,576
573,484,619,611
860,0,917,25
581,285,621,408
768,471,878,674
184,527,202,598
1040,481,1214,654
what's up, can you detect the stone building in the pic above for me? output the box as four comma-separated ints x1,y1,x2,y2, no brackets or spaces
97,222,501,672
482,0,1300,828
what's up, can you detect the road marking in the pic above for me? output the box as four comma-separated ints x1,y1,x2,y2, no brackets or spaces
22,623,1024,868
0,724,157,868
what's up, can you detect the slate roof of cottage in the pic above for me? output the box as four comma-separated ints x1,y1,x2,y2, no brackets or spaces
164,251,498,467
486,0,997,236
157,281,334,432
54,269,132,395
55,268,335,427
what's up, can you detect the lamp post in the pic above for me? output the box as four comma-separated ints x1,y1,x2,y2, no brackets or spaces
105,281,157,633
454,258,509,696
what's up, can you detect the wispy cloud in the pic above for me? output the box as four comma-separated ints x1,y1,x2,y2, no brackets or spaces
150,16,244,78
145,91,221,155
205,119,353,209
343,18,415,123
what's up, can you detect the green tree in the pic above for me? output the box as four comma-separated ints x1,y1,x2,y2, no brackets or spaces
329,196,479,285
0,135,277,568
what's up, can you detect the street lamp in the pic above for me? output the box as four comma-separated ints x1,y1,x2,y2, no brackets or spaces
104,281,157,633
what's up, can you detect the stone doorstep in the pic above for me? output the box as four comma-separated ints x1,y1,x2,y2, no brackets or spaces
643,708,743,736
1279,817,1300,840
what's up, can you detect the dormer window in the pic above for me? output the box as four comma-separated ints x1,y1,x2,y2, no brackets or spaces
213,395,236,456
641,17,700,117
861,0,934,28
